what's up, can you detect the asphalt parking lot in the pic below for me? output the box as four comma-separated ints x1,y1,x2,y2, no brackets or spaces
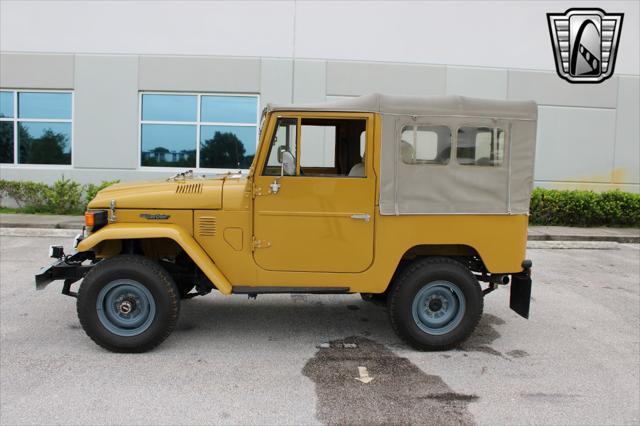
1,232,638,425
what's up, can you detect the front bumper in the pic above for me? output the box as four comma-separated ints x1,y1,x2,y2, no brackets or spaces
35,252,95,291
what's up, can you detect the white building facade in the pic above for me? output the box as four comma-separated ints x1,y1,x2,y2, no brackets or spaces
1,0,638,192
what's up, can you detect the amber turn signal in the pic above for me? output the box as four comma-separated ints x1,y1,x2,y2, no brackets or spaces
84,210,108,228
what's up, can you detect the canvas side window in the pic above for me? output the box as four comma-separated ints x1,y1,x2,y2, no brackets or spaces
400,125,451,165
457,127,505,167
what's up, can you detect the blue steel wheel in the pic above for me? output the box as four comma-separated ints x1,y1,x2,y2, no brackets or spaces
77,255,180,353
96,279,156,337
411,280,466,336
388,257,483,351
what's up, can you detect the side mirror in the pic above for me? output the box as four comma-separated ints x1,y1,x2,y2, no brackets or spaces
277,146,286,163
271,150,296,195
281,151,295,176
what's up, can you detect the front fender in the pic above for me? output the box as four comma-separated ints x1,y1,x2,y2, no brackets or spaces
77,223,232,295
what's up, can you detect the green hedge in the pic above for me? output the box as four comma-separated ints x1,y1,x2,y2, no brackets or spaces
0,177,119,215
530,188,640,227
0,179,639,226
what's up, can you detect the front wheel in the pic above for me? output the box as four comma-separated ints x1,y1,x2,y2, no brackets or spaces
76,255,180,353
388,257,483,350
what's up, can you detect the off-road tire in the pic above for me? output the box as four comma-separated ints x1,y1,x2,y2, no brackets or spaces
77,255,180,353
388,257,483,351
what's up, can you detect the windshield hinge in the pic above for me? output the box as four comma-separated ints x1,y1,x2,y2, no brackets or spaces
252,236,271,250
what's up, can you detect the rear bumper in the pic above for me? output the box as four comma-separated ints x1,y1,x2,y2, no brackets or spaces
35,257,94,290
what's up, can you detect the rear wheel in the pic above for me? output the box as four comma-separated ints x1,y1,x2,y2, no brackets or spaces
77,255,180,353
388,257,483,350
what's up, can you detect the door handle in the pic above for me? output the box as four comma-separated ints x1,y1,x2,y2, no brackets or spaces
269,179,281,195
350,213,371,223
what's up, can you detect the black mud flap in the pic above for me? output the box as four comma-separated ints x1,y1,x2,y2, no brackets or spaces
510,270,532,319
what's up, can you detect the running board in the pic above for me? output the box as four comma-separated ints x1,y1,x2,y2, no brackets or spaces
232,286,350,295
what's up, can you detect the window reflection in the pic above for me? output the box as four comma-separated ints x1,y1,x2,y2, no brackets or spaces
201,96,257,123
0,122,14,163
18,122,71,165
140,93,258,169
142,94,197,122
18,92,72,119
200,125,256,169
141,124,196,167
0,92,13,118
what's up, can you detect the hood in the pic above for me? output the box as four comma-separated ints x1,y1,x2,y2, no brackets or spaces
88,177,225,210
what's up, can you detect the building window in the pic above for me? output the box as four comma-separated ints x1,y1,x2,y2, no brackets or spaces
0,90,73,165
140,93,259,169
457,127,505,167
400,125,451,165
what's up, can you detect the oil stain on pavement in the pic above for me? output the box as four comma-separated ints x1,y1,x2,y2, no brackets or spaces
458,314,505,357
303,336,477,425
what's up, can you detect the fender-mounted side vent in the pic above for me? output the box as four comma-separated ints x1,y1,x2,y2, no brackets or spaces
176,183,203,194
198,217,217,237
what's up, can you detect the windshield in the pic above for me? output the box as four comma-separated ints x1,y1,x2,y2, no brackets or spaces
248,108,270,176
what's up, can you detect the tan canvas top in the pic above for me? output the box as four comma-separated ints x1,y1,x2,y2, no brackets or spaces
267,93,538,216
267,93,537,120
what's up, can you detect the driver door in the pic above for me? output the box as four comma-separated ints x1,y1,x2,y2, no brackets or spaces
252,113,375,273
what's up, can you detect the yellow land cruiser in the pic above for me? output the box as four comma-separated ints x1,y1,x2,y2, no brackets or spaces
36,94,536,353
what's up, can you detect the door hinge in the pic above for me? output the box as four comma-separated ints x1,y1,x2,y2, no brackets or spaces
252,184,263,198
252,236,272,250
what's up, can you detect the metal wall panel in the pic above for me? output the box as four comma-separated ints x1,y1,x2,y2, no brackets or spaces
613,76,640,185
0,53,74,89
293,60,326,103
508,70,618,108
73,55,139,169
445,66,507,99
139,56,260,93
535,106,616,183
260,58,293,109
326,61,446,97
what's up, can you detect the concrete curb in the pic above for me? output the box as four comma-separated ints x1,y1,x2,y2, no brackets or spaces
0,222,83,230
0,228,80,238
527,234,640,244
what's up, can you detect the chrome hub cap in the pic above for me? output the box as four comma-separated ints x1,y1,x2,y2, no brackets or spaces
118,299,135,315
